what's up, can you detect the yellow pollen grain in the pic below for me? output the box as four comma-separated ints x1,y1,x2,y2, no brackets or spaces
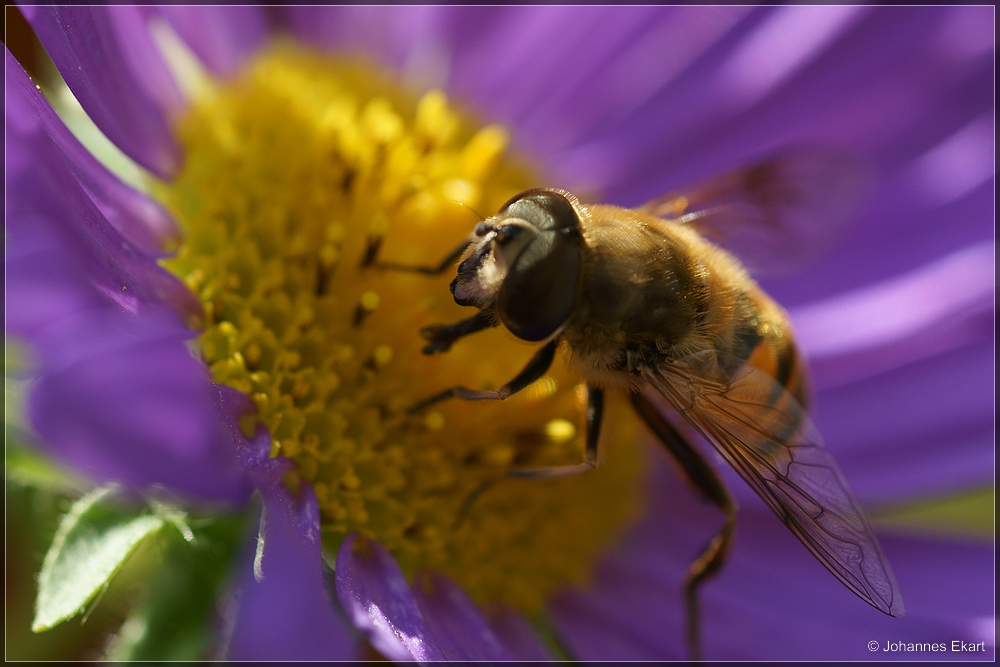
442,178,479,206
424,411,445,431
158,42,646,614
360,291,381,311
341,470,362,490
373,344,393,367
545,419,577,443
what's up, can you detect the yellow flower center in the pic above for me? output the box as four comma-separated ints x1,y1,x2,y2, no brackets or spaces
159,42,645,613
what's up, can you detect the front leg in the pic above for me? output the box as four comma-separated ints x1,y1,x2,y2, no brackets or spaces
420,310,497,355
409,339,558,413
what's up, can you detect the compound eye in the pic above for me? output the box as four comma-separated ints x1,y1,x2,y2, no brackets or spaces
497,219,582,341
500,190,579,234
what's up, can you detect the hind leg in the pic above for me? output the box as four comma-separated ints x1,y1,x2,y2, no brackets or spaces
630,392,737,662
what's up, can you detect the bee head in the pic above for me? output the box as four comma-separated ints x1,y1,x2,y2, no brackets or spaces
451,189,584,341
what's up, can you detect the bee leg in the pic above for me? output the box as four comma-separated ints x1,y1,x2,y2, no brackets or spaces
419,310,497,355
367,238,472,274
455,386,603,526
630,391,737,662
506,385,603,480
408,339,557,413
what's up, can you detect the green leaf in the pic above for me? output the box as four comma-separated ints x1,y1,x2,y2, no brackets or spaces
32,486,165,632
106,513,248,660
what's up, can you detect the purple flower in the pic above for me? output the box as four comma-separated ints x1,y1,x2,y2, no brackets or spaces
6,6,993,661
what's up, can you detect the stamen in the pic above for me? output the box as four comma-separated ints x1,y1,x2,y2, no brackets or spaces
353,290,381,327
360,235,382,268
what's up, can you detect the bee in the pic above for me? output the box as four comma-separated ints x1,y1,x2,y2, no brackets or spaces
374,152,904,659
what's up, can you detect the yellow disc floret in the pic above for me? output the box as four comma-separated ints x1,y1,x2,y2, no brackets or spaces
160,42,646,613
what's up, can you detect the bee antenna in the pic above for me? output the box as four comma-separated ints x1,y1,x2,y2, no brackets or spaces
451,199,487,223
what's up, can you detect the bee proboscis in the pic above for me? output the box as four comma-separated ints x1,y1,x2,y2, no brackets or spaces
376,152,904,660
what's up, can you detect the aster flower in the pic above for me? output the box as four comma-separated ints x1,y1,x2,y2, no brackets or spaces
6,5,994,662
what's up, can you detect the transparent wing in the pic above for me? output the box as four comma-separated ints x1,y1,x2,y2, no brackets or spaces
638,151,866,276
643,350,905,617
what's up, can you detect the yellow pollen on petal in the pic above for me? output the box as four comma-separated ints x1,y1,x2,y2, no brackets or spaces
158,42,646,613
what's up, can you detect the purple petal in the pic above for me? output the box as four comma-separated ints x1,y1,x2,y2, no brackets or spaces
23,6,183,177
212,384,271,472
7,47,245,503
767,171,993,311
248,457,324,551
5,188,106,339
809,339,994,503
700,518,994,660
25,309,248,503
446,7,664,125
445,6,753,179
6,51,198,335
287,6,452,74
155,6,268,78
335,534,447,662
5,48,179,255
500,6,754,170
907,113,993,208
712,6,869,112
411,571,514,660
792,241,994,390
485,603,553,661
551,454,994,660
229,483,357,660
592,7,991,204
759,48,994,307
